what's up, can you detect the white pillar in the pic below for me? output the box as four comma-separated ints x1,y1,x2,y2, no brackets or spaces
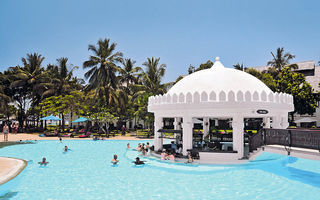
182,116,193,155
203,117,210,139
281,115,289,129
272,116,281,129
232,115,244,159
173,117,181,141
174,117,181,130
154,116,163,151
264,117,271,128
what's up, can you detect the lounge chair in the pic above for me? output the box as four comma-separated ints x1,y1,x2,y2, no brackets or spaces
44,132,59,137
61,133,71,137
79,132,91,138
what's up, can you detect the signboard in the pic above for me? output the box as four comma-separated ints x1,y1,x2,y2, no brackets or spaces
257,109,268,114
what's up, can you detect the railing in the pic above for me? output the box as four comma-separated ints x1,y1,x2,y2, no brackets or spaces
249,128,320,152
249,129,264,152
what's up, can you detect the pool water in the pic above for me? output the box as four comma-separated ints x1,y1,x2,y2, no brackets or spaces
1,140,320,200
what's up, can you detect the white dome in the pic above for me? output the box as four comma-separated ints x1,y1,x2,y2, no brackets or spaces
167,58,272,96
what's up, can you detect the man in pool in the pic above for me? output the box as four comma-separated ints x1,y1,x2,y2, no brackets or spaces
38,157,49,165
133,157,145,165
112,154,119,164
64,145,70,152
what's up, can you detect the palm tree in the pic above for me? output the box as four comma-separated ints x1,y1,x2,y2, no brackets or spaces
0,73,11,116
44,57,82,97
134,57,170,96
83,38,123,105
9,53,47,128
233,63,246,71
267,47,296,72
118,58,142,92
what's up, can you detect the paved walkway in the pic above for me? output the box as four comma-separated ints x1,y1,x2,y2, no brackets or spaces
0,157,26,186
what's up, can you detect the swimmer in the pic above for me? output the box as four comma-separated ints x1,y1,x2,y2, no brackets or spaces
133,157,145,165
38,157,49,165
185,152,193,163
111,154,119,164
127,143,130,149
59,137,62,143
64,145,70,152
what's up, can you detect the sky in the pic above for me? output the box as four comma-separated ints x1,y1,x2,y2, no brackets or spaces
1,0,320,83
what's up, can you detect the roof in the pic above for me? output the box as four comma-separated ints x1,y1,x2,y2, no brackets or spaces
167,57,273,96
295,117,317,123
254,61,315,72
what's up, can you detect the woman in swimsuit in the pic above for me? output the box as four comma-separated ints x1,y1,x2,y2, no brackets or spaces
2,123,9,141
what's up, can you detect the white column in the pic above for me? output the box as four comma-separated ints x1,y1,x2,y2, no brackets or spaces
173,117,181,141
232,115,244,159
182,116,193,155
203,117,210,139
281,114,289,129
154,116,163,151
173,117,181,130
264,117,271,128
272,116,281,129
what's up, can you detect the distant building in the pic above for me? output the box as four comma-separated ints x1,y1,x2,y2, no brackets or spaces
253,61,320,127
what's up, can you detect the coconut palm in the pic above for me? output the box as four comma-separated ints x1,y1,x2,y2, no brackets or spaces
44,57,82,97
134,57,170,96
118,58,142,91
10,53,47,100
267,47,296,72
0,73,11,115
83,38,123,105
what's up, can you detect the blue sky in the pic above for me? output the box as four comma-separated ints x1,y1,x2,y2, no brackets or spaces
1,0,320,82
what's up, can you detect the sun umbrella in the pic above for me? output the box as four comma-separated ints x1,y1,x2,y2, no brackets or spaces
40,115,62,121
72,117,89,123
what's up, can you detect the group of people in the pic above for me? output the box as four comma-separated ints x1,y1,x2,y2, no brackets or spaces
111,143,147,165
161,149,176,161
135,142,151,156
2,122,18,141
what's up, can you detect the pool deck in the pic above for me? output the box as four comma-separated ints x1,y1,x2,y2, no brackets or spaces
0,157,27,186
0,133,148,142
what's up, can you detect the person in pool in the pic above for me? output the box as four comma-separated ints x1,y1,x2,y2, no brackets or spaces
127,143,130,149
38,157,49,165
112,154,119,164
186,152,193,163
133,157,145,165
64,146,70,152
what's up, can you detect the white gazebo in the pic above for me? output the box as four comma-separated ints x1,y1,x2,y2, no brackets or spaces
148,57,294,161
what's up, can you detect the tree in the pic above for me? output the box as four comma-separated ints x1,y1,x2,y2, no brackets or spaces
233,63,247,71
188,65,195,74
0,73,12,116
83,38,123,105
44,58,82,97
195,60,213,72
89,108,117,137
118,58,142,91
267,47,297,73
276,67,318,123
244,68,277,92
9,53,47,128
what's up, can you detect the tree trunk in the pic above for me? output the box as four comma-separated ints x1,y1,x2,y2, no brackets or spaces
62,113,65,132
70,111,73,129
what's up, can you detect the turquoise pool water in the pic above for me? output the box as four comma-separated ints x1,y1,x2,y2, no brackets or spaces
1,140,320,200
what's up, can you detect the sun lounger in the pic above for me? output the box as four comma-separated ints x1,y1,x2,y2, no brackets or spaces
79,132,91,138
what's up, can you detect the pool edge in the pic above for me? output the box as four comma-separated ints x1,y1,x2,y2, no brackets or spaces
0,157,27,186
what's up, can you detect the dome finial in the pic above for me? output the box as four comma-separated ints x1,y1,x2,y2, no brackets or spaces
211,56,224,69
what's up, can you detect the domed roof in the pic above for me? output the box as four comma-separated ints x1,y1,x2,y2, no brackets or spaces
167,57,272,96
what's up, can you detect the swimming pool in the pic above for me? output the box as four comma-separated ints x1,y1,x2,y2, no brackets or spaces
1,140,320,200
